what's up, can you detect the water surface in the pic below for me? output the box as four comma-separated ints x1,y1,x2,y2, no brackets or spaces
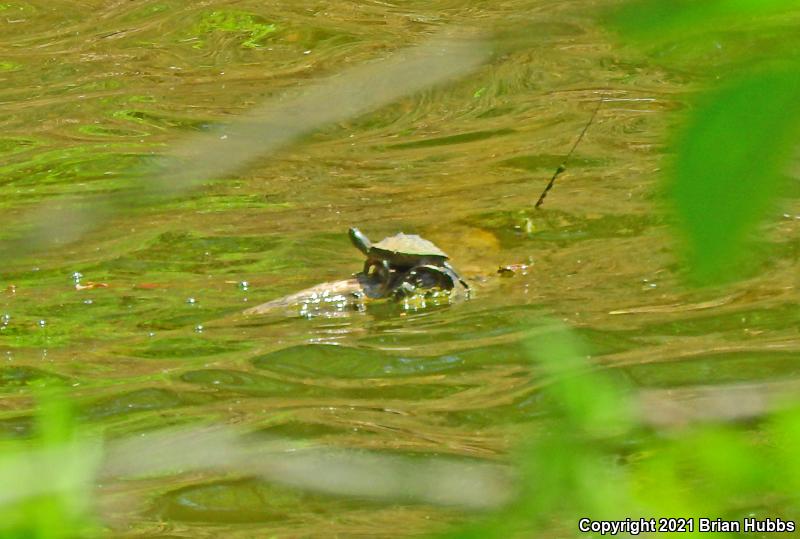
1,0,799,536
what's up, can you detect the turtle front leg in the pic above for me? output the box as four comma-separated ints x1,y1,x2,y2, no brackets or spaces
377,259,394,295
364,259,395,297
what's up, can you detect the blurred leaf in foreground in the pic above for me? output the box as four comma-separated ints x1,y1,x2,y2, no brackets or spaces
607,0,799,43
517,326,634,522
669,69,800,284
437,325,636,538
0,391,101,538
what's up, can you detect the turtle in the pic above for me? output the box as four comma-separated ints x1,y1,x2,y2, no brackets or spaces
348,227,469,296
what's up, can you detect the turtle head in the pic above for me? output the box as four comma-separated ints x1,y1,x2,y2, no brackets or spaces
348,227,371,255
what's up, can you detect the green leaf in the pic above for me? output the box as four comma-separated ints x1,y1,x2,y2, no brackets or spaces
608,0,800,43
669,68,800,283
526,325,632,436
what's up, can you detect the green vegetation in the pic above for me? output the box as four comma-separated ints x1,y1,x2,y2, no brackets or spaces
431,1,800,535
670,70,800,283
191,10,278,49
0,61,21,72
0,391,101,538
432,324,800,538
609,0,800,284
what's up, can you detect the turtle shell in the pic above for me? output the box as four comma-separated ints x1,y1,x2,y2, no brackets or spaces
369,233,449,265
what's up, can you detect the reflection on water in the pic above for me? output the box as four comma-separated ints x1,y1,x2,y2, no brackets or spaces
1,0,799,536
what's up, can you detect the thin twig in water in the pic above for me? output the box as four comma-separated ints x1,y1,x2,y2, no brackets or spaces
535,97,604,209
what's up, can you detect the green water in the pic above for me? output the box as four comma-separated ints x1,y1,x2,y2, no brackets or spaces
1,0,799,536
